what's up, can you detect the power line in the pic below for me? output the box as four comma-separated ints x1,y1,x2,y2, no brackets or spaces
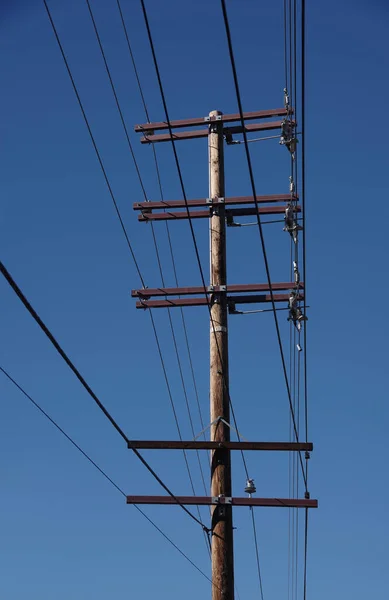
116,0,150,121
83,0,209,540
44,0,209,537
138,0,251,484
301,0,308,447
84,0,148,201
116,0,208,467
301,1,310,596
303,508,309,600
219,0,307,490
230,217,302,227
284,2,303,597
138,0,207,294
283,0,289,91
0,364,214,586
250,507,265,600
42,0,145,287
148,307,211,549
0,259,208,532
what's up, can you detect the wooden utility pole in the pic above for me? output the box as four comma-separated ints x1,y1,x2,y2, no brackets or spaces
209,110,234,600
129,105,317,598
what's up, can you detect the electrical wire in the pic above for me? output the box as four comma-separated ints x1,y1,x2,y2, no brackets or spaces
303,508,309,600
250,507,265,600
138,0,251,483
0,259,208,532
115,0,209,495
83,0,210,545
301,0,308,447
84,0,148,202
116,0,149,121
285,2,303,597
301,1,310,596
219,0,307,489
148,307,211,552
138,1,207,297
44,0,210,539
231,133,281,144
230,217,302,227
0,365,215,586
283,0,289,92
42,0,145,287
285,2,310,597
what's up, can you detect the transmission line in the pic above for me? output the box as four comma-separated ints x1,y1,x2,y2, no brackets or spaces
44,0,210,539
83,0,209,543
0,364,215,585
138,0,251,484
219,0,307,490
116,0,209,465
0,259,208,532
42,0,145,286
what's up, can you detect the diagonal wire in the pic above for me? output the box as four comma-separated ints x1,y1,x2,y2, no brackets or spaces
84,0,147,202
0,365,215,586
116,0,208,459
0,259,208,531
138,0,250,483
301,0,308,447
284,0,289,92
148,307,211,554
42,0,207,527
301,1,310,596
219,0,307,490
250,507,265,600
149,227,209,497
303,508,309,600
42,0,145,286
83,0,210,543
43,0,210,536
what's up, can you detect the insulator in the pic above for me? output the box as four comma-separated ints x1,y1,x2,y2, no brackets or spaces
293,261,300,285
284,87,290,109
245,478,256,495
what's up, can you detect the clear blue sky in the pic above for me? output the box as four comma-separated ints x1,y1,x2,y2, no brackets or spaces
1,0,388,598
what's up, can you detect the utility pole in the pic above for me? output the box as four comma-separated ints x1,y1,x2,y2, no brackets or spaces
209,110,234,600
127,105,316,598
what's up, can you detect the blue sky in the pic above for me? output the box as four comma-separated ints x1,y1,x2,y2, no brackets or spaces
1,0,388,599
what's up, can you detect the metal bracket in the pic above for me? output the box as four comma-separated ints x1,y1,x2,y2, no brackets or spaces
211,325,227,334
209,285,227,298
212,496,232,505
206,197,225,205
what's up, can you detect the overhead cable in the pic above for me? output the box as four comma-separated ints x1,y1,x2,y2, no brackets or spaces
116,0,208,451
219,0,307,489
0,365,215,585
0,259,208,532
139,0,251,482
42,0,145,286
84,0,209,542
